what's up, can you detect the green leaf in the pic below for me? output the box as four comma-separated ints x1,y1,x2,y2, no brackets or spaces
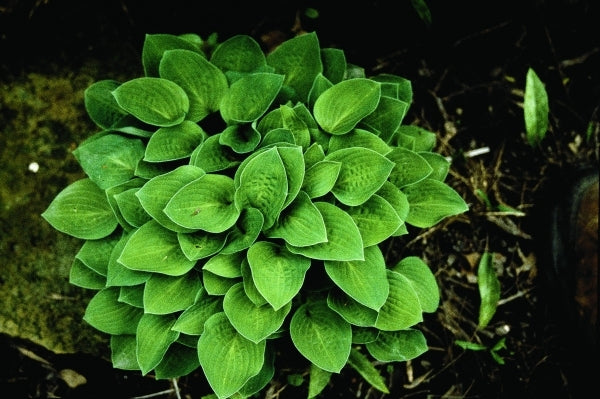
276,145,305,208
411,0,433,27
69,258,106,289
144,121,206,162
290,299,352,373
371,73,413,104
366,329,428,362
235,147,288,229
524,67,549,146
113,186,152,228
106,231,151,287
325,147,394,206
403,179,469,228
118,285,144,308
308,363,332,399
324,245,389,311
301,160,342,199
321,47,346,84
223,282,292,343
343,194,402,246
360,96,409,143
84,80,128,129
210,34,267,74
347,347,390,394
112,77,189,127
172,289,223,335
477,252,501,328
266,32,323,102
220,124,262,154
386,147,432,188
220,208,264,255
164,173,240,233
287,202,364,261
220,73,284,124
247,241,311,310
136,165,206,232
177,230,227,261
118,220,196,276
266,191,327,247
159,49,228,122
375,270,423,331
136,313,180,375
279,104,311,149
327,290,378,327
394,125,436,152
203,252,244,278
237,348,275,398
190,134,241,173
142,33,202,77
73,133,146,190
419,151,450,181
154,342,200,379
111,335,139,370
143,272,202,314
42,178,118,240
83,287,143,335
391,256,439,313
198,312,266,399
313,78,381,135
75,233,120,276
328,128,391,155
202,271,239,296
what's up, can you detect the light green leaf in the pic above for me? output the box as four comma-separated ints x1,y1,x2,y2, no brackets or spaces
112,77,189,127
477,251,501,328
202,270,238,296
308,363,332,399
524,67,549,146
159,49,228,122
266,191,327,247
360,96,409,143
118,220,196,276
220,73,284,124
287,202,364,261
223,282,292,343
344,194,402,246
375,270,423,331
290,299,352,373
220,208,264,255
235,147,288,229
136,313,179,375
321,47,346,84
143,272,202,314
106,231,151,287
42,178,118,240
203,252,244,278
142,33,202,77
403,178,469,228
279,104,311,149
111,335,139,370
220,124,262,154
75,233,120,276
247,241,311,310
313,79,381,135
301,160,342,199
210,34,267,73
325,147,394,206
154,342,200,379
136,165,206,232
328,128,391,155
164,173,240,233
366,329,428,362
347,347,390,394
419,151,450,181
386,147,432,188
84,80,128,129
276,145,305,208
391,256,439,313
266,31,323,102
326,289,378,327
83,287,143,335
198,312,266,399
113,186,152,228
172,289,223,335
144,121,206,162
118,285,144,308
394,125,436,152
324,245,389,311
237,348,275,398
190,133,241,173
69,257,105,289
177,230,227,261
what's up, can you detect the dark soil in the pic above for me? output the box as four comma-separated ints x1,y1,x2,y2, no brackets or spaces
1,1,598,398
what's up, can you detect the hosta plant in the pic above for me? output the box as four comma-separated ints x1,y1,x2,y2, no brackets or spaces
42,31,468,398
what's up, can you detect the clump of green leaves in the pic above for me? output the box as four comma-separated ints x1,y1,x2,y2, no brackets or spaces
42,32,468,398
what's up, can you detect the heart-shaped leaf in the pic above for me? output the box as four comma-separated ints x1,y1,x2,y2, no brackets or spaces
143,272,202,314
366,329,428,362
403,178,469,228
220,73,284,124
83,287,143,335
391,256,439,313
144,121,206,162
374,270,423,331
136,313,179,375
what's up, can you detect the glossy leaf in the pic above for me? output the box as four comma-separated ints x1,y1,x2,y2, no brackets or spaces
177,230,227,261
118,220,196,276
313,78,381,135
220,73,284,124
172,289,223,335
403,179,469,228
247,241,311,310
327,290,378,327
144,121,206,162
325,147,394,206
143,272,202,314
164,173,240,233
301,160,342,199
142,33,202,77
375,270,423,331
477,251,501,328
112,77,189,127
42,178,117,240
197,312,266,399
366,329,428,362
84,79,128,129
136,313,179,375
343,194,402,246
391,256,439,313
524,67,549,146
386,147,432,188
210,34,267,73
83,287,143,335
290,299,352,373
